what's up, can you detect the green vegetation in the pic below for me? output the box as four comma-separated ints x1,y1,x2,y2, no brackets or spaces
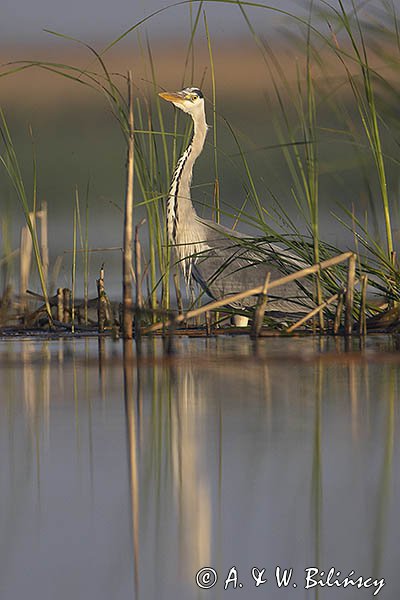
1,0,400,334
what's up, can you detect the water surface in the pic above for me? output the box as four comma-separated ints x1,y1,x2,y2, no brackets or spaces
0,335,399,599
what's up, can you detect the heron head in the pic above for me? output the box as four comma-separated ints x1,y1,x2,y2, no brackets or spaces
158,87,204,116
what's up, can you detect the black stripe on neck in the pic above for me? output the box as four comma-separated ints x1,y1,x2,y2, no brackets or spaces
170,145,192,244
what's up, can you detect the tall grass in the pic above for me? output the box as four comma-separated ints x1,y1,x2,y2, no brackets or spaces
71,190,78,333
204,11,220,223
1,0,400,327
330,0,394,259
0,112,52,321
231,0,399,310
74,184,91,323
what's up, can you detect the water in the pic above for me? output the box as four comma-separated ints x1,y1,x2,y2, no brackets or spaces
0,335,399,599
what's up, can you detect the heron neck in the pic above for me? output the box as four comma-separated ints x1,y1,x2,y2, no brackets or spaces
167,112,208,245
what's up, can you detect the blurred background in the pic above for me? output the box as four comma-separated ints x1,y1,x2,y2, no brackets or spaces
1,0,399,297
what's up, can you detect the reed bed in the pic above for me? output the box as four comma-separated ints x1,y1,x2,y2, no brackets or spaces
1,0,400,338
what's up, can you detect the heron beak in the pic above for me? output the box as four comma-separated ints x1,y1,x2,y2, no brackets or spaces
158,91,185,104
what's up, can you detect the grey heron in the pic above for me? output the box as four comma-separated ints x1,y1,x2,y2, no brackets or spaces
159,87,311,317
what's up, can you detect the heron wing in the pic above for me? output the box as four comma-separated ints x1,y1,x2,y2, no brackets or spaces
191,219,313,312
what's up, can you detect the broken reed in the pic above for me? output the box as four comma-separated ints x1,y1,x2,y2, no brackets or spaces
18,204,48,317
0,248,372,337
0,111,52,322
97,266,107,332
251,273,270,338
144,251,355,334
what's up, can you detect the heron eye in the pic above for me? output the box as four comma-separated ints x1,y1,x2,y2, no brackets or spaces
190,94,198,102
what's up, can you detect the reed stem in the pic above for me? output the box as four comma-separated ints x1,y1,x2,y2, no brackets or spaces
359,274,368,336
333,293,344,335
63,288,70,323
97,265,106,333
287,291,340,334
251,273,270,338
123,71,135,339
57,287,63,321
134,223,143,340
345,253,356,336
145,252,353,334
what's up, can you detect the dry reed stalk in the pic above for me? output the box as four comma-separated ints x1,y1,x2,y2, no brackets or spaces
345,253,356,336
57,287,63,321
19,219,33,311
38,201,48,288
359,274,368,336
122,70,135,339
205,311,211,336
316,276,325,331
50,255,63,296
0,249,18,269
130,264,136,284
144,251,353,334
389,251,397,308
286,291,340,333
145,276,151,307
251,273,270,338
134,224,143,310
134,224,143,339
62,288,70,323
173,272,183,315
97,265,107,333
122,338,139,596
83,297,88,325
0,284,12,325
333,292,344,335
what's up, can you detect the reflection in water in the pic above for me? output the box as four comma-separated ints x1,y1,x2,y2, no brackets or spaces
0,336,399,599
123,339,139,598
169,366,211,574
373,367,395,580
311,360,322,591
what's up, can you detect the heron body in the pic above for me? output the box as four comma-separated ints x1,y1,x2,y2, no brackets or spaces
159,87,311,313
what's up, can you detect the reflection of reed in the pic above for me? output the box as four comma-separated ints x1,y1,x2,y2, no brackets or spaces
372,365,396,577
73,342,81,460
83,339,94,500
22,342,51,500
0,344,36,586
311,358,323,590
348,360,359,441
123,339,140,599
3,335,399,600
98,336,106,403
262,364,272,426
22,342,36,423
40,342,51,445
57,339,64,400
